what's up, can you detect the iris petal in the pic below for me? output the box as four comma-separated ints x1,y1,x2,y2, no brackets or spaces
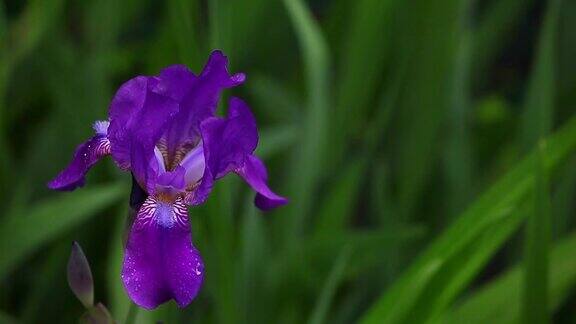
237,155,288,210
122,196,204,309
107,76,148,170
191,97,287,210
180,144,205,187
155,65,197,101
108,51,243,191
199,97,258,178
48,135,110,191
161,50,245,168
108,77,180,192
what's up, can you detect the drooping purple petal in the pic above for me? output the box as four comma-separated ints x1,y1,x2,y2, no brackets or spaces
161,50,245,168
108,77,180,192
122,196,204,309
48,134,110,191
237,155,288,210
189,97,286,210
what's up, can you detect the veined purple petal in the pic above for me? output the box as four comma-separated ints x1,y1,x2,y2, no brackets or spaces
186,97,254,205
107,76,148,170
108,77,180,192
154,65,197,101
122,196,204,309
161,50,245,169
200,97,258,177
48,134,110,191
237,155,288,210
190,97,286,210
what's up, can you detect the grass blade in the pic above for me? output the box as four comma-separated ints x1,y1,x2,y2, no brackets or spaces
203,179,237,324
329,0,396,165
518,2,559,320
447,232,576,323
270,226,426,298
256,124,298,159
247,74,301,122
472,0,536,86
551,158,576,237
359,115,576,324
444,27,475,218
0,183,124,281
518,0,561,152
166,0,202,67
308,246,352,324
238,197,269,323
313,158,366,237
107,206,130,320
521,141,552,323
21,242,68,324
280,0,330,241
392,0,466,219
0,0,66,193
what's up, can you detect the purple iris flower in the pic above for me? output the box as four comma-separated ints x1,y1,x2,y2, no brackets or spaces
48,50,288,309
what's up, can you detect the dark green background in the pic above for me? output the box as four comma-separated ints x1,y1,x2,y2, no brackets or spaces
0,0,575,323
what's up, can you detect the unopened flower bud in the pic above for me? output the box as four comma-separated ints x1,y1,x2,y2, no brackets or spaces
67,241,94,308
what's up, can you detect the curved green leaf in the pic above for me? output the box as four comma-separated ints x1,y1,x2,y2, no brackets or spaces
360,115,576,324
446,232,576,323
0,183,124,281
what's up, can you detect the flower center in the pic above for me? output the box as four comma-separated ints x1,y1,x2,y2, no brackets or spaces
156,138,200,171
153,141,205,197
155,191,179,203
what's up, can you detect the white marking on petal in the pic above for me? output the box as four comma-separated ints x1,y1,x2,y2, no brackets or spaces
172,196,189,229
133,196,189,231
134,196,158,231
92,120,110,136
95,137,111,157
154,146,167,173
180,143,205,187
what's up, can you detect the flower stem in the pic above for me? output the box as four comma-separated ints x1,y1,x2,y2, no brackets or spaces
124,302,139,324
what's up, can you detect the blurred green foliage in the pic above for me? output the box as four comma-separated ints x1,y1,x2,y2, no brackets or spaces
0,0,575,323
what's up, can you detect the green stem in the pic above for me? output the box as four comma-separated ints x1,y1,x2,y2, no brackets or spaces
124,302,139,324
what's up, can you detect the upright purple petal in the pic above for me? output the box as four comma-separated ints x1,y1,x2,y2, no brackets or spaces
190,97,286,210
48,134,110,191
154,65,197,101
161,50,245,169
237,155,288,210
108,77,180,192
201,97,258,177
122,196,204,309
107,76,148,170
186,97,254,205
